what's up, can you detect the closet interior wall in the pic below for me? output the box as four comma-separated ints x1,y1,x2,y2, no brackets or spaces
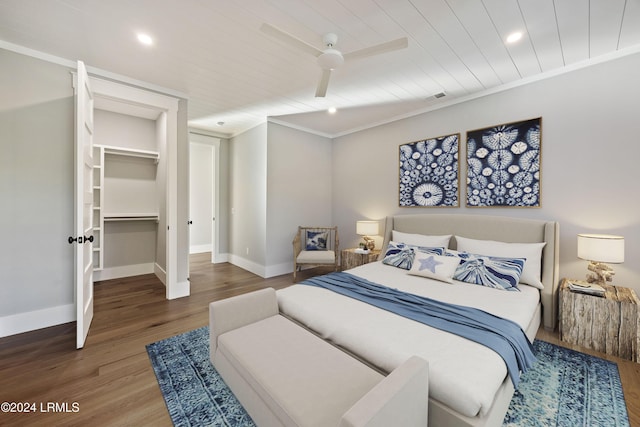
93,109,163,282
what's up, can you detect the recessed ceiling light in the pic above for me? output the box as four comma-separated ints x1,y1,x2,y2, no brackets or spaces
328,107,337,114
137,33,154,46
506,32,523,44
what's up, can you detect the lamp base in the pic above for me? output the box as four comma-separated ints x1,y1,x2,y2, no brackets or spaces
585,261,615,286
363,236,375,251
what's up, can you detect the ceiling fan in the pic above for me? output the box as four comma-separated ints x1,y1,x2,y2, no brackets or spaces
261,23,409,97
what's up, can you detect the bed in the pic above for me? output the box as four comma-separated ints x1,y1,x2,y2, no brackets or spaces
277,213,559,427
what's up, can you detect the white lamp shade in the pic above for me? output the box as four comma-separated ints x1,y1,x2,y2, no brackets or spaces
356,220,379,236
577,234,624,263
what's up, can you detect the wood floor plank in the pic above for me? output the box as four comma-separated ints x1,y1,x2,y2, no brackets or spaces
0,254,638,426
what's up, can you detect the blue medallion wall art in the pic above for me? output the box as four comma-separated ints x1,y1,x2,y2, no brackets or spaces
466,118,541,207
399,133,459,207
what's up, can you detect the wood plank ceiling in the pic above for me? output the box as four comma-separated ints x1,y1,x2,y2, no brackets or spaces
1,0,639,137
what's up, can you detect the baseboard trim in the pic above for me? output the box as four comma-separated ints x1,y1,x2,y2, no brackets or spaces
264,261,292,278
0,303,75,338
94,263,155,282
227,256,293,279
228,254,266,278
189,244,212,254
213,252,230,264
167,280,190,299
154,263,167,286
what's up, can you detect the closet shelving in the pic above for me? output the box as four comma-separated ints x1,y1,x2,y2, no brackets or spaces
93,145,104,271
92,144,160,271
102,145,160,163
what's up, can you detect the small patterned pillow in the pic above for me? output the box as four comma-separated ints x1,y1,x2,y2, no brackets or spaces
409,252,461,283
305,230,328,251
453,252,525,291
382,241,444,270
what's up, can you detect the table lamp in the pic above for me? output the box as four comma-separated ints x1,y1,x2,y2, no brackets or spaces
577,233,624,285
356,220,379,250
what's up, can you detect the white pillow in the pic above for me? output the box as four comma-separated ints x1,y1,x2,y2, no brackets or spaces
455,236,546,289
392,231,452,248
408,252,460,284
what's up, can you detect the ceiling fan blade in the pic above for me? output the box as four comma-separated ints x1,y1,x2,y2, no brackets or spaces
315,69,332,97
343,37,408,61
260,23,323,57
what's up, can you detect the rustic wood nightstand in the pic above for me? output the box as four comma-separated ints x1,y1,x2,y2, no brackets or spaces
559,278,639,362
341,248,381,271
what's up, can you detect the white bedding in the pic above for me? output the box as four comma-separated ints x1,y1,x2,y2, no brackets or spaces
277,261,540,418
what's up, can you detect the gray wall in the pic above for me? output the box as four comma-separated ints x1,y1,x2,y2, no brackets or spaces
227,122,333,277
0,50,74,320
333,51,640,294
266,123,333,276
229,123,268,273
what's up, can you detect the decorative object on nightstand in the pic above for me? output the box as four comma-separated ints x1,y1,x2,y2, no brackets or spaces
560,278,639,363
341,248,381,271
577,233,624,285
566,280,605,297
356,220,379,250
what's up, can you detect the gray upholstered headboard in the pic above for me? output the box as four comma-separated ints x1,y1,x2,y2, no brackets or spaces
379,214,560,331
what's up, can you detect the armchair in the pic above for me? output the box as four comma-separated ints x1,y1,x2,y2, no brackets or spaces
292,226,339,281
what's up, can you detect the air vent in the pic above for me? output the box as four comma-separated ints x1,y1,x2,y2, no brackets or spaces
434,92,446,99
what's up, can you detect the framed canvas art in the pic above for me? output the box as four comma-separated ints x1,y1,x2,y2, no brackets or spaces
399,133,459,207
466,117,541,207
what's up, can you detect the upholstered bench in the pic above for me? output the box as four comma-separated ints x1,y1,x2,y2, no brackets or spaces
209,288,429,427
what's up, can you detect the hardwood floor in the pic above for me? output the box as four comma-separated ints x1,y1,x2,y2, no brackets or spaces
0,254,638,426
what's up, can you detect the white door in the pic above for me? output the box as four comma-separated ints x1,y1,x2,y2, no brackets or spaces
74,60,94,349
211,146,218,264
189,141,213,254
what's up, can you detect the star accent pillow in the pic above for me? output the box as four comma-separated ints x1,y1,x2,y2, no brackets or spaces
408,252,461,283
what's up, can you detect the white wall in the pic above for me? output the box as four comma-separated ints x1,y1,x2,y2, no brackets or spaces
333,51,640,294
266,123,333,276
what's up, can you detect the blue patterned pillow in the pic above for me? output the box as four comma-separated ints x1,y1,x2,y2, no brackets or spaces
305,231,328,251
453,252,525,291
382,241,444,270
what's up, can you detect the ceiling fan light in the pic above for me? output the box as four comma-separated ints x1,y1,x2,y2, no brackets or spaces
317,49,344,70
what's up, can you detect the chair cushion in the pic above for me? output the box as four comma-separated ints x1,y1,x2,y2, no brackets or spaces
306,230,328,250
218,315,383,427
297,250,335,264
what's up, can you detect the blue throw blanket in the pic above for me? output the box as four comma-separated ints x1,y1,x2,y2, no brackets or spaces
300,272,536,387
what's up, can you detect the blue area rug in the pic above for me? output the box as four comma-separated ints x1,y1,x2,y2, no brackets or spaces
504,340,629,427
146,326,629,427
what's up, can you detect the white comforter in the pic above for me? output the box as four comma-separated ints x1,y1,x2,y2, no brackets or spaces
277,261,540,418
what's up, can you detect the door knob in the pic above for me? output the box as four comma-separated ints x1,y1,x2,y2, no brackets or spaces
67,235,94,244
